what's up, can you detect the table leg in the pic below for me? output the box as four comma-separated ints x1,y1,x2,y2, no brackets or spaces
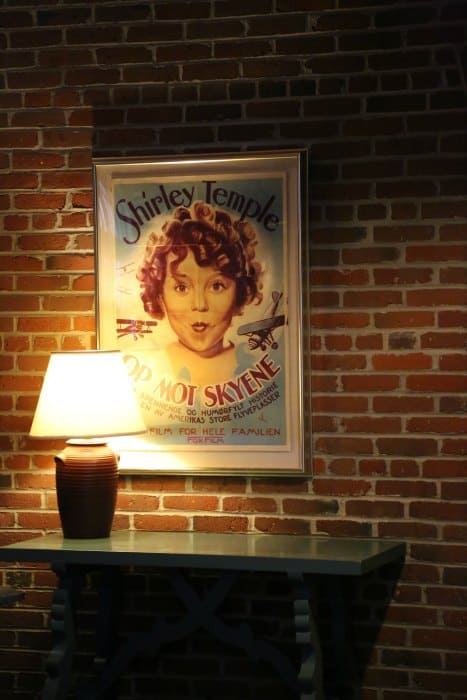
288,572,324,700
41,563,84,700
326,576,360,700
93,566,122,698
74,566,122,700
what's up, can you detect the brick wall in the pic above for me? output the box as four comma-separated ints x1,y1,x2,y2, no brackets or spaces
1,1,466,698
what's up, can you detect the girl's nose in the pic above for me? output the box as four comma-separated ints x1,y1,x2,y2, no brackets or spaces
191,285,208,311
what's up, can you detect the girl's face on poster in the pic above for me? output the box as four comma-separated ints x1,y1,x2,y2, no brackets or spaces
161,249,239,358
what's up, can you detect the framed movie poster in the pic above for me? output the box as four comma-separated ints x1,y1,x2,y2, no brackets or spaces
93,149,309,475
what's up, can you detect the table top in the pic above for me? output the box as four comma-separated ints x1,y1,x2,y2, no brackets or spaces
0,531,405,576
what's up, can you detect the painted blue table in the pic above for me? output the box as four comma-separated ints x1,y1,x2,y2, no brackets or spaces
0,531,405,700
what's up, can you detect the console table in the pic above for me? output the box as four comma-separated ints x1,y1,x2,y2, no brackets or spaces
0,531,405,700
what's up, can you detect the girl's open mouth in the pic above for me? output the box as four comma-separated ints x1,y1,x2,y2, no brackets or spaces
192,322,208,332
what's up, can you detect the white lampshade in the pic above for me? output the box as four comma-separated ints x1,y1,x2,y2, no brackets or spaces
30,350,146,439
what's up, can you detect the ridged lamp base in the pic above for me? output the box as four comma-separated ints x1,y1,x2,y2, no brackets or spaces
55,439,118,538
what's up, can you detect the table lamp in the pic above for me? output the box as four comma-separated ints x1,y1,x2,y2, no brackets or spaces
30,350,146,539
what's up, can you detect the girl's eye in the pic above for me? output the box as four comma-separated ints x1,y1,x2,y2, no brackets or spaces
174,282,189,294
210,279,228,293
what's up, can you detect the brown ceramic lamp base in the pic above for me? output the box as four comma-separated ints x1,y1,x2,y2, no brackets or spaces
55,439,118,538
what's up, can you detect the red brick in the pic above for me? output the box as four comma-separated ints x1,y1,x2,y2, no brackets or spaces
17,275,69,292
385,604,437,625
59,335,88,351
254,516,310,536
0,172,39,189
41,171,92,189
250,479,308,494
0,130,39,149
323,334,352,351
0,295,40,312
439,309,467,327
342,416,401,434
346,500,404,518
4,336,30,352
375,311,435,328
373,397,433,413
60,212,88,228
439,353,467,371
2,214,29,231
194,515,248,533
342,375,400,392
282,498,338,516
311,312,370,329
423,458,467,479
378,522,438,539
312,478,372,497
442,438,467,456
14,193,66,210
133,514,189,532
316,520,372,537
307,415,336,436
410,502,466,522
311,375,339,392
372,353,432,371
16,317,69,335
443,524,467,541
163,495,219,511
222,496,276,513
439,223,467,241
443,567,467,586
0,274,13,291
42,129,92,149
440,265,467,283
407,417,467,434
355,334,384,350
328,458,357,475
312,354,366,371
407,374,467,392
117,493,160,511
0,255,43,272
17,354,49,372
42,295,93,312
376,480,437,498
406,245,467,263
311,269,369,286
0,355,14,371
359,459,387,476
421,332,467,349
18,235,69,251
72,275,95,292
192,477,246,493
441,481,467,500
31,213,58,230
378,438,438,457
0,492,42,509
344,290,403,307
310,290,340,308
446,652,467,672
407,289,467,306
46,254,94,271
126,476,186,493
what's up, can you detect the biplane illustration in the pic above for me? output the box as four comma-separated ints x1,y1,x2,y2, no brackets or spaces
237,291,286,351
116,318,158,340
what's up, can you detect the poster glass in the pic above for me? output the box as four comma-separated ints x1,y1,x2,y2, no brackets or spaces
94,150,309,475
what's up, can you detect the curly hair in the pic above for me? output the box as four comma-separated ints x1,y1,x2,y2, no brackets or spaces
137,201,263,320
